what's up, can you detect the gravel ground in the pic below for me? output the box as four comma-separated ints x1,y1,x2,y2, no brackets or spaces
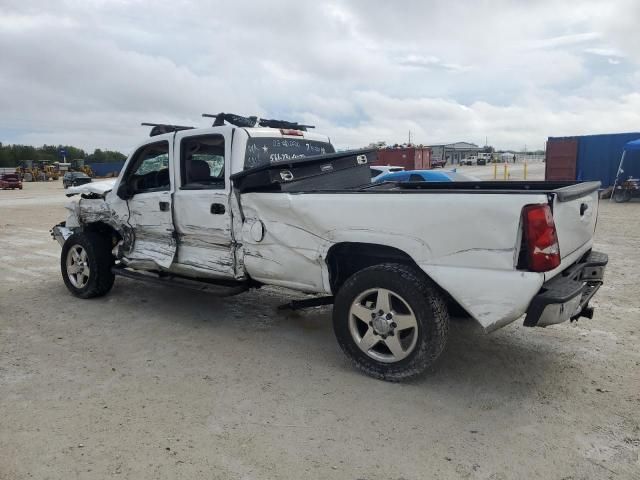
454,160,546,181
1,181,639,480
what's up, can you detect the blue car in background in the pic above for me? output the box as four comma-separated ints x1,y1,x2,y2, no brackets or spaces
374,169,479,183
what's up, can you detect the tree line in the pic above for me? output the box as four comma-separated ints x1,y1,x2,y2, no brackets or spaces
0,143,127,168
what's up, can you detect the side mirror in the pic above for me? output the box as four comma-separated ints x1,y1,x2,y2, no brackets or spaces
117,183,134,200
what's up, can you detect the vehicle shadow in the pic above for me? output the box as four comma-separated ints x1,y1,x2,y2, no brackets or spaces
101,279,575,399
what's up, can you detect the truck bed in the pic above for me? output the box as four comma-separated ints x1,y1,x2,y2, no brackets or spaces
231,148,600,200
367,180,597,196
364,180,601,202
237,177,600,331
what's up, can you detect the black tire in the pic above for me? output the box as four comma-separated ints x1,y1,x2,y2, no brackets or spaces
333,263,449,382
613,189,632,203
61,232,115,298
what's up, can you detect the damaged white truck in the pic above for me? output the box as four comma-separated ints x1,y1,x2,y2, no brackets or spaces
52,113,608,381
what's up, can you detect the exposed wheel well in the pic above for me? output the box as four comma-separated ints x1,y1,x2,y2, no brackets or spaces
326,242,418,292
83,222,121,247
325,242,472,319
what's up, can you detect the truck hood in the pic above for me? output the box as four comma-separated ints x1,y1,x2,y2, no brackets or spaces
66,179,116,197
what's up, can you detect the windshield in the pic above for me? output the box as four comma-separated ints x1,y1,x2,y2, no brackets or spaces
245,136,335,169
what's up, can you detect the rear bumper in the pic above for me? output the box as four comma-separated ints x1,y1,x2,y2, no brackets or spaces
524,250,608,327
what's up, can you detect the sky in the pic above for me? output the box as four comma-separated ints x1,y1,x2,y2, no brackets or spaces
1,0,639,153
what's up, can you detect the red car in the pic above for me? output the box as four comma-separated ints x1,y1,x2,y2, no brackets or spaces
0,173,23,190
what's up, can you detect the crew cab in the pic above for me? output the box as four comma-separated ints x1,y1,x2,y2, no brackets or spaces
51,114,607,381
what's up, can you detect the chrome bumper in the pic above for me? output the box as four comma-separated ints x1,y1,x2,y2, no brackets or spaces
524,251,608,327
51,223,74,247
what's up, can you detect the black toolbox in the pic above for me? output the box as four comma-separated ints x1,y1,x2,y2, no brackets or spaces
231,149,377,193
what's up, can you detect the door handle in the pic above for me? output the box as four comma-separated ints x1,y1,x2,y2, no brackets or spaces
211,203,226,215
159,201,170,212
580,203,589,216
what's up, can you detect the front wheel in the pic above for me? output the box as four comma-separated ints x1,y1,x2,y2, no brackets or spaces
61,232,115,298
333,263,449,382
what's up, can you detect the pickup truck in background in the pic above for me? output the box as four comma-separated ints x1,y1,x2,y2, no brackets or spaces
51,114,608,381
63,171,92,189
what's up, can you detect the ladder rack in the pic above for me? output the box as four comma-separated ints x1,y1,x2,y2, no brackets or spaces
202,113,315,131
141,122,194,137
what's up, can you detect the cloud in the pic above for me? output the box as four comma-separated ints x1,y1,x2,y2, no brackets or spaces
307,91,640,150
531,32,602,49
397,55,471,73
0,0,638,153
584,47,625,58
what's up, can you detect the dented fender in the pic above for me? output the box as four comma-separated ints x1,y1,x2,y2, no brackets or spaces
58,195,128,258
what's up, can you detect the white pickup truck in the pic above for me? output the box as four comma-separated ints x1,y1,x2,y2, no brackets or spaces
52,115,607,381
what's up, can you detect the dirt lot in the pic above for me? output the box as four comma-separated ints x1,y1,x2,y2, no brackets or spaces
1,181,639,480
456,160,545,181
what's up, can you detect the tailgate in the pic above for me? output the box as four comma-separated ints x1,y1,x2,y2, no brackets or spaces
551,181,600,261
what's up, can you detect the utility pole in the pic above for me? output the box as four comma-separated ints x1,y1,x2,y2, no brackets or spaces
408,130,411,144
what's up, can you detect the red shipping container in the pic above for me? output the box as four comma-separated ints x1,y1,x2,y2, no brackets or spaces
371,147,432,170
545,138,578,181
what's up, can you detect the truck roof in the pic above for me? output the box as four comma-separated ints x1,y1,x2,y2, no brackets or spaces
143,122,331,144
243,127,331,143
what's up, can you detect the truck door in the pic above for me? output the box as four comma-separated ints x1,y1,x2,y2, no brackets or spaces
171,129,236,278
118,138,177,269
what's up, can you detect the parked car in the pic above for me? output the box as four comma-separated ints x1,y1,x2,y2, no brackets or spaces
0,173,23,190
370,165,404,182
431,158,447,168
63,172,92,189
51,115,607,381
374,170,479,183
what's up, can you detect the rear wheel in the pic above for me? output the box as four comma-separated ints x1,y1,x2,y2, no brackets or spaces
61,232,115,298
333,263,449,382
614,189,632,203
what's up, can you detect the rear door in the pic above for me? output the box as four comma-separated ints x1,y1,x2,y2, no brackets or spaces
172,129,236,278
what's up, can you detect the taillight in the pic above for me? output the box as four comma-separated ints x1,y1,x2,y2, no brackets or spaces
522,204,561,272
280,128,303,136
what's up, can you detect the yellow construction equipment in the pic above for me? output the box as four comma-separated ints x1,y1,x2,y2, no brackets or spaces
16,166,42,181
81,165,95,178
42,165,59,180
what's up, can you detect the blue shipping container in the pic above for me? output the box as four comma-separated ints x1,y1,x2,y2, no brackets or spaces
87,161,125,177
575,132,640,188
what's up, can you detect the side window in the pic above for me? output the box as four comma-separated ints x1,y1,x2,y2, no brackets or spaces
409,174,424,182
126,141,170,194
370,168,382,178
181,135,225,189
